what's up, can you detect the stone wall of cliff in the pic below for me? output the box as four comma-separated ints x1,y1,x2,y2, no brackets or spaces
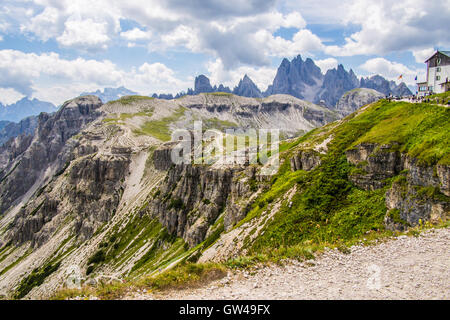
345,143,449,229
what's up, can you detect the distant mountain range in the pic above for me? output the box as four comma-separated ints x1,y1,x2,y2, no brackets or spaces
80,86,138,103
0,98,56,122
0,55,413,124
0,116,38,145
151,55,412,107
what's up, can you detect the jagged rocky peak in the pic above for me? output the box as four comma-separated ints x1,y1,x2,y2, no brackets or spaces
233,74,263,98
0,95,103,214
265,55,323,99
360,75,412,96
194,75,214,94
0,116,38,146
217,84,232,93
335,88,384,116
314,64,360,107
0,97,56,122
393,82,413,96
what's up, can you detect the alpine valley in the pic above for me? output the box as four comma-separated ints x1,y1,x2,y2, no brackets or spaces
0,56,447,300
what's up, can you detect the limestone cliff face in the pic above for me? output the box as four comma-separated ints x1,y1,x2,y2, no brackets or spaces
335,88,384,116
0,93,337,299
3,96,131,247
290,150,322,172
150,147,259,247
0,96,103,214
346,143,449,229
0,116,38,146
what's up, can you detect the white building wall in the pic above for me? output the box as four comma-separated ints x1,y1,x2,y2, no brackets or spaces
428,65,450,94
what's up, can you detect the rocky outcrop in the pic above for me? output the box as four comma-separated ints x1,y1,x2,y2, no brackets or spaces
223,166,260,231
360,75,412,97
0,98,56,123
150,163,236,246
8,151,130,247
233,75,263,98
335,88,384,116
153,143,179,171
0,96,103,214
437,164,450,197
265,55,323,100
0,116,38,146
290,150,322,172
150,145,260,247
67,154,130,241
194,75,214,94
384,181,449,230
345,143,402,190
346,143,449,229
314,65,360,107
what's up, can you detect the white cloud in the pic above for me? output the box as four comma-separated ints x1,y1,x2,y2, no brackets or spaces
4,1,319,68
120,27,152,41
207,58,276,92
322,0,450,56
21,7,63,41
160,25,201,52
57,18,111,51
360,57,424,86
315,58,338,73
282,12,306,29
0,88,25,105
0,49,189,105
412,48,435,63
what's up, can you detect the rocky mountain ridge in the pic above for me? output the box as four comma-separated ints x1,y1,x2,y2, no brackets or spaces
335,88,385,116
80,87,138,103
0,93,336,298
0,98,56,122
0,116,38,146
0,94,446,300
141,55,413,108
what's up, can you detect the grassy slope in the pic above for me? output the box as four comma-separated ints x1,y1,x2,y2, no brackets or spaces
133,106,186,141
238,100,449,260
51,99,449,299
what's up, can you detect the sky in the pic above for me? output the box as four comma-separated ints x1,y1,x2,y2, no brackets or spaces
0,0,449,105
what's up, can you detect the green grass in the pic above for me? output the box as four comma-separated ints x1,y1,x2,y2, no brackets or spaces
350,101,449,165
51,262,226,300
48,99,450,299
206,92,233,97
15,262,61,299
0,249,32,277
202,118,238,130
425,91,450,104
107,95,154,105
232,99,449,261
86,214,182,276
103,108,154,124
133,106,186,141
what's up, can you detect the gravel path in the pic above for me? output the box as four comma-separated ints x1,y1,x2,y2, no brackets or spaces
131,228,450,300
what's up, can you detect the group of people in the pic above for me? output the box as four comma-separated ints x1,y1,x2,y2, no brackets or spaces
385,94,449,105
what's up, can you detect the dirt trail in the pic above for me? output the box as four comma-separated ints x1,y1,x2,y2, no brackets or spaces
130,228,450,300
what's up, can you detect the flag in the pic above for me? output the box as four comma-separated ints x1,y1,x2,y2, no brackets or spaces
398,75,403,80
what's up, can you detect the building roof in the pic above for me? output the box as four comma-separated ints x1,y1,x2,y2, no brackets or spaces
425,50,450,62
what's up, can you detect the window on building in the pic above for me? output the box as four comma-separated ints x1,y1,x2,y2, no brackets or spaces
437,58,441,65
436,67,441,72
436,76,441,81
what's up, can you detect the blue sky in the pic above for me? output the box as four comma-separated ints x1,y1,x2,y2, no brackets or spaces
0,0,449,105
